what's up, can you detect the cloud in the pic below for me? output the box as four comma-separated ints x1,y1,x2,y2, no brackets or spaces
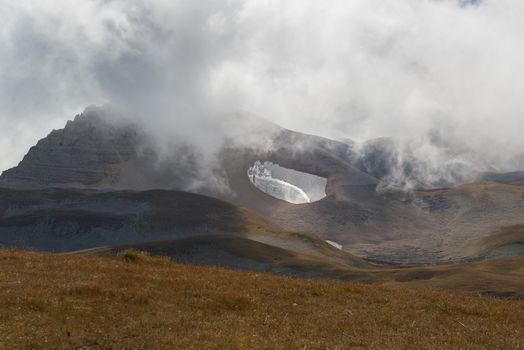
1,0,524,186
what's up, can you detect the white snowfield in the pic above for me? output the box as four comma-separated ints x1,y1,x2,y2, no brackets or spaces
326,240,343,250
247,161,327,204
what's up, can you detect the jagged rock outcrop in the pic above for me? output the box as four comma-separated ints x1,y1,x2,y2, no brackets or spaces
0,105,365,193
0,106,143,188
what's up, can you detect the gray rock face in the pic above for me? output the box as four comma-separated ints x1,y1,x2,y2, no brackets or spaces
0,106,362,194
0,106,142,188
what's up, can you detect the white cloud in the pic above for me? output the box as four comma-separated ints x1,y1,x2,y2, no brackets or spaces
1,0,524,181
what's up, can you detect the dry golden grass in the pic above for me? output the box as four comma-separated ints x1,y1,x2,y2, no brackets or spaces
80,236,524,300
0,249,523,350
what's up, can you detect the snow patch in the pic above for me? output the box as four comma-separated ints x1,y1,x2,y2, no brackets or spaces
326,240,343,250
247,161,327,204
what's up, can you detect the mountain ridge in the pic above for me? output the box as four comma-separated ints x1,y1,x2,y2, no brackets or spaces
2,106,524,265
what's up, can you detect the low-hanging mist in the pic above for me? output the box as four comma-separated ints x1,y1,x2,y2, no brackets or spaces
1,0,524,188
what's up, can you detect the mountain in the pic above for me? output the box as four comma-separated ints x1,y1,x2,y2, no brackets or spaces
0,187,369,270
1,106,524,265
0,106,143,188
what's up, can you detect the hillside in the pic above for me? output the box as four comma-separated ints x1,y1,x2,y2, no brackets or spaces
0,187,260,251
0,187,370,270
80,238,524,300
3,108,524,265
1,186,524,298
0,249,523,349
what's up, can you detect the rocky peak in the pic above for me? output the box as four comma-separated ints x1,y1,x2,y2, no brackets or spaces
0,106,142,188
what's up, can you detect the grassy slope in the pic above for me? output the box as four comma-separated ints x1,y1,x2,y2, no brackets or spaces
80,237,524,299
374,257,524,299
0,249,523,349
76,235,377,282
477,225,524,254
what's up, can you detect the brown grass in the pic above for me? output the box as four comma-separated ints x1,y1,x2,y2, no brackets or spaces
80,236,524,299
0,249,523,349
477,225,524,254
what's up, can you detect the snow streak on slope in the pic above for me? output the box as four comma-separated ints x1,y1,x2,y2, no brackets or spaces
247,161,327,204
326,240,343,250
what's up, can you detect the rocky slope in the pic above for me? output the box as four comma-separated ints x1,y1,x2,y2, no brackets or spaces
0,187,370,271
2,106,524,264
0,106,143,188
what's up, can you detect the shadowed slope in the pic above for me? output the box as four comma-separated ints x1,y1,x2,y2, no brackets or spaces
78,237,524,300
77,235,374,279
0,187,369,268
0,187,258,251
472,225,524,259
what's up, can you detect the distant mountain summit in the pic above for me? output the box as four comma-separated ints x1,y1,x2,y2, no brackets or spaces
0,104,495,192
0,105,368,193
0,106,142,188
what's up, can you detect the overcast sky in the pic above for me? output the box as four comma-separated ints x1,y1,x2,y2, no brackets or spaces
1,0,524,174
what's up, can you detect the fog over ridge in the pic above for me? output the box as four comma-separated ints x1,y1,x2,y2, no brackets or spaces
1,0,524,187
